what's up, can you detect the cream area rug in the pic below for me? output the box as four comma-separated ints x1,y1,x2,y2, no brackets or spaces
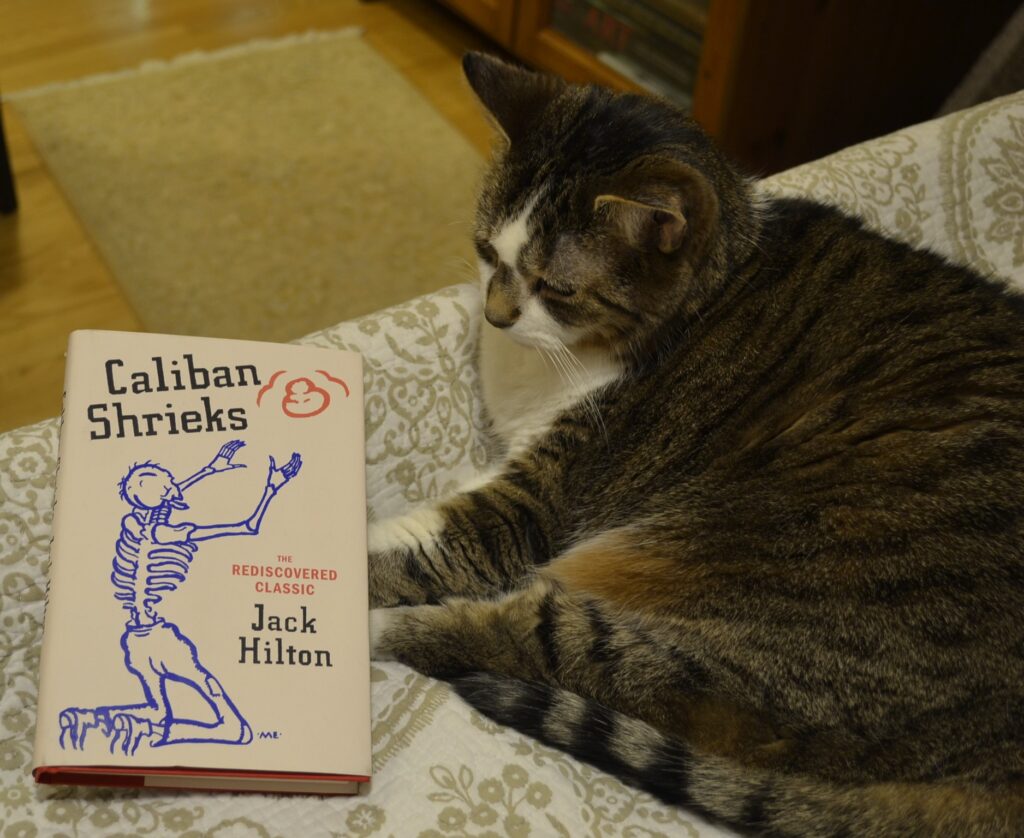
9,29,483,341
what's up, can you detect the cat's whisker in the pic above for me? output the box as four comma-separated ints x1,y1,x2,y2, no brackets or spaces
536,342,566,385
534,346,555,374
545,345,574,391
548,342,580,390
446,256,479,278
550,351,591,425
549,339,608,443
561,345,589,381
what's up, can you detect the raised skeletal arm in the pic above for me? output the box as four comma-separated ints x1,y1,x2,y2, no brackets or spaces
187,453,302,542
178,440,247,492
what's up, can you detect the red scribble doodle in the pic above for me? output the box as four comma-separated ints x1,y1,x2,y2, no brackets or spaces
256,369,349,418
316,370,350,397
256,370,286,407
281,378,331,418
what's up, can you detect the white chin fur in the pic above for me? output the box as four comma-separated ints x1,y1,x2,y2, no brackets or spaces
478,304,622,458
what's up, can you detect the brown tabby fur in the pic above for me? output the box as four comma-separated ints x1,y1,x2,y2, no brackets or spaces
368,53,1024,836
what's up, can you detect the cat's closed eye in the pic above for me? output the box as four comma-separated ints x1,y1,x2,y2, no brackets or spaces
534,277,575,298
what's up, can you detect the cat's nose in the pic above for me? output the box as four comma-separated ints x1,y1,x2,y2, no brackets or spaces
485,307,520,329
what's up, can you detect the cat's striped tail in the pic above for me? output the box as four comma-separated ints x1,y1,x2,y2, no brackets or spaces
451,673,1022,837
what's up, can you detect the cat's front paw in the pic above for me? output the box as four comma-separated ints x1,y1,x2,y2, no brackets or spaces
369,606,415,660
367,556,402,608
367,508,445,555
367,508,446,607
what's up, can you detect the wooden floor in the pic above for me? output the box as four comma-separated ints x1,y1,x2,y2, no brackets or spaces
0,0,496,433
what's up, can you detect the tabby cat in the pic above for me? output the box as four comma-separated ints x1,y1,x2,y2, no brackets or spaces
368,53,1024,836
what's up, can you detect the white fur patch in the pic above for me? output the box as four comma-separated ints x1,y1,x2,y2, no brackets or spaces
477,257,495,293
479,317,622,457
368,607,405,660
506,296,580,348
491,193,540,270
454,467,503,495
367,507,445,555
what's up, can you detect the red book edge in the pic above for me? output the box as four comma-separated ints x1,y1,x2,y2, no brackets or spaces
34,765,370,795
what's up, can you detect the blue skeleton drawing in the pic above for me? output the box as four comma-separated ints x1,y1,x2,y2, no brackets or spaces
58,440,302,756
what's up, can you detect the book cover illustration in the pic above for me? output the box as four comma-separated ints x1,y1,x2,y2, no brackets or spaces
58,441,301,756
34,333,371,789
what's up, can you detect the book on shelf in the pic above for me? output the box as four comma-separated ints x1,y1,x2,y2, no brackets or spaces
598,52,693,110
600,0,703,56
33,330,370,795
633,0,708,38
551,0,700,101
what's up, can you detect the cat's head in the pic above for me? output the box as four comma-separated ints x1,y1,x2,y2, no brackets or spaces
464,53,761,358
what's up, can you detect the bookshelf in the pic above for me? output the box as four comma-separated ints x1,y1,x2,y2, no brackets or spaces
438,0,1018,174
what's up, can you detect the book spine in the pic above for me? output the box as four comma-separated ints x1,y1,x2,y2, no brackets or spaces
32,331,85,767
640,0,708,36
599,0,703,56
552,0,699,94
621,31,698,92
552,0,629,55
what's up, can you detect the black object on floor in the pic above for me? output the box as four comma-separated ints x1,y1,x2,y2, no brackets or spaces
0,101,17,214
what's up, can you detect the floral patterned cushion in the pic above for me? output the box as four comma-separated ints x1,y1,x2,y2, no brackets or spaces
2,90,1022,838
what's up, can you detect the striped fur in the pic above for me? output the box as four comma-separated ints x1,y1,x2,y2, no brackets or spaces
452,675,1024,837
367,54,1024,835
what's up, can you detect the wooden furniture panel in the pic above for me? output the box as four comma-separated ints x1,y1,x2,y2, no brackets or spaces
694,0,1019,173
439,0,516,48
446,0,1018,174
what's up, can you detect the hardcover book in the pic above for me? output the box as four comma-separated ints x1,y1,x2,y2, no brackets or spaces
33,330,370,794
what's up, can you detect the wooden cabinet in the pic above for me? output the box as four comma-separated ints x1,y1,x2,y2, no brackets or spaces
439,0,1018,174
442,0,516,47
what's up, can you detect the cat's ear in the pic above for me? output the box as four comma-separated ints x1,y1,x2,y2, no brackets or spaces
595,157,718,257
462,52,564,144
